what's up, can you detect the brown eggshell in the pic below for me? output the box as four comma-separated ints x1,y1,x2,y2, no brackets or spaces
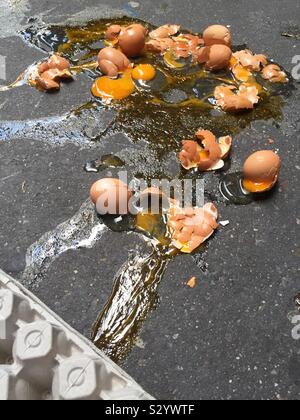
48,55,71,71
105,25,122,41
149,25,180,39
262,64,288,83
203,25,232,47
35,73,60,91
98,59,119,78
97,47,131,72
37,61,50,75
118,24,146,57
205,44,232,71
90,178,132,215
243,151,281,183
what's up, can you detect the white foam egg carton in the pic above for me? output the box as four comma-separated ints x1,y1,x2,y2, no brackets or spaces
0,269,154,400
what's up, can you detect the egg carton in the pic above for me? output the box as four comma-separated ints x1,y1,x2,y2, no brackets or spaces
0,269,154,400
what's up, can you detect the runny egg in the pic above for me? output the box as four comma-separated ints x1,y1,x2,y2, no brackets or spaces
131,64,156,81
243,150,281,193
203,25,232,47
90,178,132,215
91,69,135,100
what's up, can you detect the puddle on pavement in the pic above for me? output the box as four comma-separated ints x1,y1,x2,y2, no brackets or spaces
1,17,294,363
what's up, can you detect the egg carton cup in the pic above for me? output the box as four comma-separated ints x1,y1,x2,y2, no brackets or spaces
0,269,154,400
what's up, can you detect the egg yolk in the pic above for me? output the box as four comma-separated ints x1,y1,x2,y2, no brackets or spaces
233,65,252,82
199,150,210,160
91,70,135,100
243,179,274,193
132,64,156,81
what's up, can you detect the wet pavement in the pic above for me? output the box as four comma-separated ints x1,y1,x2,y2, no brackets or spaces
0,0,299,400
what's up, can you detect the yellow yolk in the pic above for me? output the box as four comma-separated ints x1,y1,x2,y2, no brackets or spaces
229,56,238,68
243,179,274,193
243,81,264,94
132,64,156,81
199,150,210,160
233,65,252,82
91,70,135,100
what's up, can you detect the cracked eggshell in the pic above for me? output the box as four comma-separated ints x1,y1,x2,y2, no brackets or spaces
105,24,122,41
168,203,218,253
90,178,133,215
98,47,131,76
149,24,180,39
203,25,232,47
48,55,71,71
205,44,232,71
262,64,288,83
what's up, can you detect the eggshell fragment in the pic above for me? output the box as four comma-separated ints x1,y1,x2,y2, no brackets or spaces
145,38,175,54
262,64,288,83
179,130,232,171
118,24,147,57
243,150,281,192
90,178,132,215
98,47,131,77
149,25,181,39
47,55,71,71
214,84,259,112
168,203,218,253
205,44,232,71
233,49,267,71
105,25,122,41
203,25,232,47
35,68,72,91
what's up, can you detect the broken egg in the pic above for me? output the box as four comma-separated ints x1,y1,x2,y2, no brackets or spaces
262,64,288,83
168,203,219,253
149,24,180,39
98,47,131,78
34,55,72,92
35,68,72,92
243,150,281,193
118,24,147,57
179,130,232,171
214,84,260,112
132,64,156,81
233,50,267,71
203,25,232,47
91,69,135,100
205,44,232,71
90,178,133,215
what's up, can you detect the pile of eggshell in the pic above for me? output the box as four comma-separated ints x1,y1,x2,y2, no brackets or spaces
31,21,288,113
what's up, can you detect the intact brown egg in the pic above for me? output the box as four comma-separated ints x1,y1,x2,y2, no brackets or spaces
205,44,232,71
203,25,232,47
118,24,147,57
243,150,281,193
90,178,132,215
98,47,131,77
